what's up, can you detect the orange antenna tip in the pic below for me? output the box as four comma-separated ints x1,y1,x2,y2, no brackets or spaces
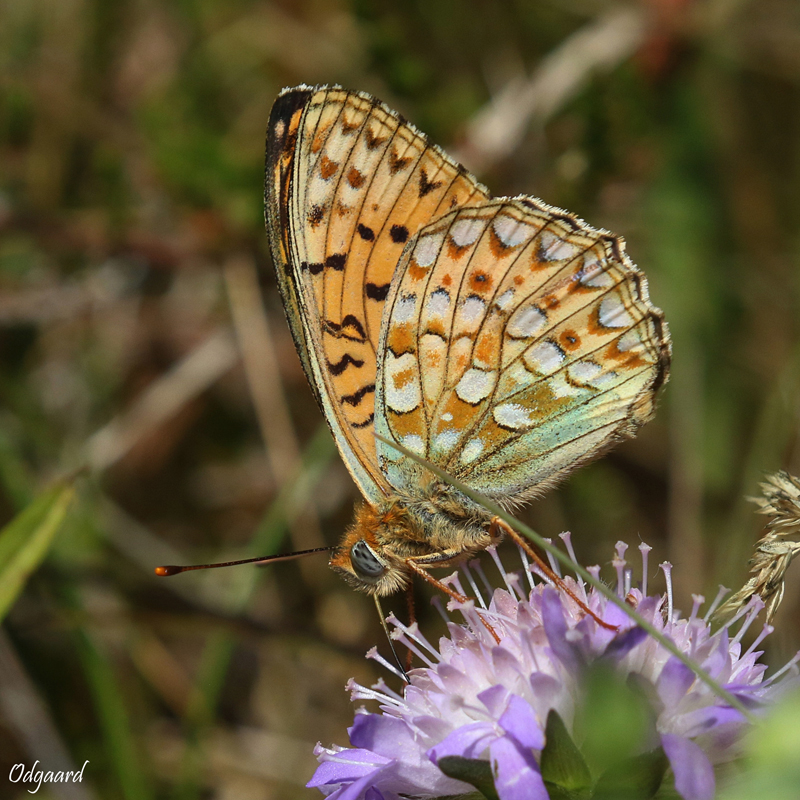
155,565,183,576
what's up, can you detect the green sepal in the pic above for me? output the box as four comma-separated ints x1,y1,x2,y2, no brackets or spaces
437,756,500,800
592,747,668,800
540,708,593,799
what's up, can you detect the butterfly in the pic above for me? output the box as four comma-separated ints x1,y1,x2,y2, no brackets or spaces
264,85,671,598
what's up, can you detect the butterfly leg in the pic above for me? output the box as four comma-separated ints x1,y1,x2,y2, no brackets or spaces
405,583,416,672
490,517,617,632
404,558,500,644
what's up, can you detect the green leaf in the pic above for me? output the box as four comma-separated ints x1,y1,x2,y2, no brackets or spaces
438,756,500,800
540,709,593,797
0,482,76,621
593,748,668,800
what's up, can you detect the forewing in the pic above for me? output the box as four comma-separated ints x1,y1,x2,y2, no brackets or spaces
374,198,670,502
265,86,489,503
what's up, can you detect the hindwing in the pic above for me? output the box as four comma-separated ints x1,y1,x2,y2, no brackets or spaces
374,198,671,503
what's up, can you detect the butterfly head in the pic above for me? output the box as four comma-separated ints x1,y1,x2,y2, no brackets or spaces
328,503,411,596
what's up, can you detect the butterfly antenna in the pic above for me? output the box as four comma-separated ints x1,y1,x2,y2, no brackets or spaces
154,546,333,576
374,595,409,683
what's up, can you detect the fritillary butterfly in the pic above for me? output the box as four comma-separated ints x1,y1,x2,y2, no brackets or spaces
265,85,671,596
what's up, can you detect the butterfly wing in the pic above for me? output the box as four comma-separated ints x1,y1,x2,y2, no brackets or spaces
374,198,670,503
265,85,489,504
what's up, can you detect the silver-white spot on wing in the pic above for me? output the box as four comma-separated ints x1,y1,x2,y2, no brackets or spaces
394,294,417,323
580,252,613,288
414,231,444,268
616,329,642,352
493,402,534,430
523,341,566,375
568,361,602,385
450,217,484,248
427,288,450,318
455,368,497,404
459,295,486,324
386,352,422,413
460,438,485,465
401,434,426,455
598,294,634,328
493,214,534,248
507,305,546,339
540,230,580,262
432,429,460,454
495,288,515,311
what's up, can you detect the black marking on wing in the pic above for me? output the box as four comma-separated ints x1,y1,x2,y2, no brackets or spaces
389,148,413,174
308,204,325,227
366,282,391,301
265,87,318,409
357,223,375,241
341,115,360,135
326,253,347,271
549,212,581,231
419,168,444,197
325,315,367,342
390,224,409,243
328,353,365,375
302,261,324,275
352,414,375,429
342,384,375,407
650,316,671,393
365,127,387,149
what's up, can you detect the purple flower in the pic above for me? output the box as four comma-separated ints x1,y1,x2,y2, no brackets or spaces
310,539,800,800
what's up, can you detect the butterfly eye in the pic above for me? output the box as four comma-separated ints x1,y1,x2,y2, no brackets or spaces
350,540,386,580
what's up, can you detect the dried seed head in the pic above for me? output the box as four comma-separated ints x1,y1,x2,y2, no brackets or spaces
716,471,800,623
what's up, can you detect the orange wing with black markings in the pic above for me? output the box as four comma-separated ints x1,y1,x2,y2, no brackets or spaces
265,85,489,504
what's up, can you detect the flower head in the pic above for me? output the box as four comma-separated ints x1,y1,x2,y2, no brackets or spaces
310,537,800,800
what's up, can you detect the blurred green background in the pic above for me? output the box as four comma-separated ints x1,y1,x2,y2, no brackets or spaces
1,0,799,797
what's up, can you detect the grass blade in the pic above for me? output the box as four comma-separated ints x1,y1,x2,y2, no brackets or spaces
0,482,76,622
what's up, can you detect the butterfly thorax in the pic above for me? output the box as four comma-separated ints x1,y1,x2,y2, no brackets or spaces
329,483,494,596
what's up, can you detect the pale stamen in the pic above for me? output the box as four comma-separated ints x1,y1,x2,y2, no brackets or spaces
487,545,518,598
470,558,495,599
743,624,774,661
732,597,765,645
614,541,628,597
559,532,587,600
639,543,652,596
366,646,407,681
461,562,488,609
659,562,674,622
689,594,704,622
703,585,731,623
543,538,561,578
516,545,536,593
386,615,441,661
764,650,800,686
